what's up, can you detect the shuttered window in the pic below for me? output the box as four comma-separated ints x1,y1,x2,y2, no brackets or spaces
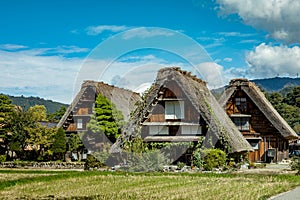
233,117,249,131
165,101,184,119
149,126,169,135
77,118,83,129
181,125,202,135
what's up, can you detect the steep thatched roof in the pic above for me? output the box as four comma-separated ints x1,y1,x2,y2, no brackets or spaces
111,67,253,153
219,78,298,140
57,81,142,128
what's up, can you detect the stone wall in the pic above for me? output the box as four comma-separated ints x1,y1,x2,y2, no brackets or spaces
0,162,85,170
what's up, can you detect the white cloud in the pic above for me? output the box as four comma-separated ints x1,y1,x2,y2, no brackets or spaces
0,44,28,50
246,43,300,78
197,62,226,88
216,0,300,43
86,25,129,35
223,57,232,62
0,47,83,104
122,27,174,40
218,32,256,37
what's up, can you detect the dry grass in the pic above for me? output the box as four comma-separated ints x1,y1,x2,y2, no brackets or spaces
0,170,300,200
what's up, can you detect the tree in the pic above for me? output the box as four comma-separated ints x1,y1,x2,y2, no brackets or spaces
87,94,124,142
47,106,67,122
0,95,14,155
284,86,300,107
51,127,66,160
68,133,83,161
28,105,47,122
8,107,36,160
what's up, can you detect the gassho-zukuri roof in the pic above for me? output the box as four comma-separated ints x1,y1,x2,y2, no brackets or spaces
57,80,142,128
111,67,253,153
218,78,298,140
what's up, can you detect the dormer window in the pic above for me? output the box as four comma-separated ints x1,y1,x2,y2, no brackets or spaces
165,101,184,120
235,97,247,112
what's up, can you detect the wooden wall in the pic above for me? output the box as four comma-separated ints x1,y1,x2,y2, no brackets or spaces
225,89,290,162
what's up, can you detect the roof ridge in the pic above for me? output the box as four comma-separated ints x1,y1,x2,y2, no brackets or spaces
82,80,140,95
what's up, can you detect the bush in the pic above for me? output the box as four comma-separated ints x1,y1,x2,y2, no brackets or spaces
291,157,300,175
203,149,226,171
177,161,185,170
84,154,102,170
193,150,204,169
127,150,168,172
0,155,6,162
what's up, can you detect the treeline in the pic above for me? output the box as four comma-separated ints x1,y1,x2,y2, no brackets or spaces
0,94,82,162
266,86,300,133
6,94,68,114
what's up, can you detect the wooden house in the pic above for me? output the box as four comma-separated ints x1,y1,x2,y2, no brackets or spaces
111,68,252,154
57,81,141,156
219,78,298,162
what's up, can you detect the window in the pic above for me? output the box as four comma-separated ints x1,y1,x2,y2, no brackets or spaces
149,126,168,135
249,141,259,150
235,98,247,111
165,101,184,119
181,125,202,135
77,118,83,129
233,117,249,131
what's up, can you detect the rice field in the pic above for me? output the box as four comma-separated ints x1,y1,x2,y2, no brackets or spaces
0,170,300,200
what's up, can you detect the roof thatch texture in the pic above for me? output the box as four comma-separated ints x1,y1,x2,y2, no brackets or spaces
57,81,142,128
219,78,298,140
111,67,253,153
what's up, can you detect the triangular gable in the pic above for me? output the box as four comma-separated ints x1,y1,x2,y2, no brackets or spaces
112,68,253,153
57,81,142,130
219,79,298,140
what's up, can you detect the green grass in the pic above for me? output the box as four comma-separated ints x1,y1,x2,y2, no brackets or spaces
0,170,300,199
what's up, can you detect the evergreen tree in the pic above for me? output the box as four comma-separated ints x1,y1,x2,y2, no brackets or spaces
51,127,66,160
87,94,124,142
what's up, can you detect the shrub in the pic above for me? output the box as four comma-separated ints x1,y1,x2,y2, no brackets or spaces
291,157,300,175
193,150,204,169
127,150,168,172
84,154,102,170
177,161,185,170
203,149,226,171
0,155,6,162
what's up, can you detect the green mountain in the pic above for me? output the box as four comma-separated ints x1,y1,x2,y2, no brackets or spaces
212,77,300,98
6,95,68,113
252,77,300,92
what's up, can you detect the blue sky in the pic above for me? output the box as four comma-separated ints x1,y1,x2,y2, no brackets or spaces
1,0,300,104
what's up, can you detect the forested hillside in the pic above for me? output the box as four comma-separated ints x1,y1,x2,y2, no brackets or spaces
253,77,300,92
6,95,68,113
266,86,300,133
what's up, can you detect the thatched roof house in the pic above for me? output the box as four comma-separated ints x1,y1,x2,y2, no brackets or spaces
111,67,252,153
219,78,298,162
57,81,141,133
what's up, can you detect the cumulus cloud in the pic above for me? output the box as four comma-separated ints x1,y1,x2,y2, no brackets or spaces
0,47,83,103
197,62,226,88
216,0,300,43
86,25,129,35
246,43,300,78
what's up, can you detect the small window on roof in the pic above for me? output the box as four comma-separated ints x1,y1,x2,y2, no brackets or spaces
235,98,247,112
